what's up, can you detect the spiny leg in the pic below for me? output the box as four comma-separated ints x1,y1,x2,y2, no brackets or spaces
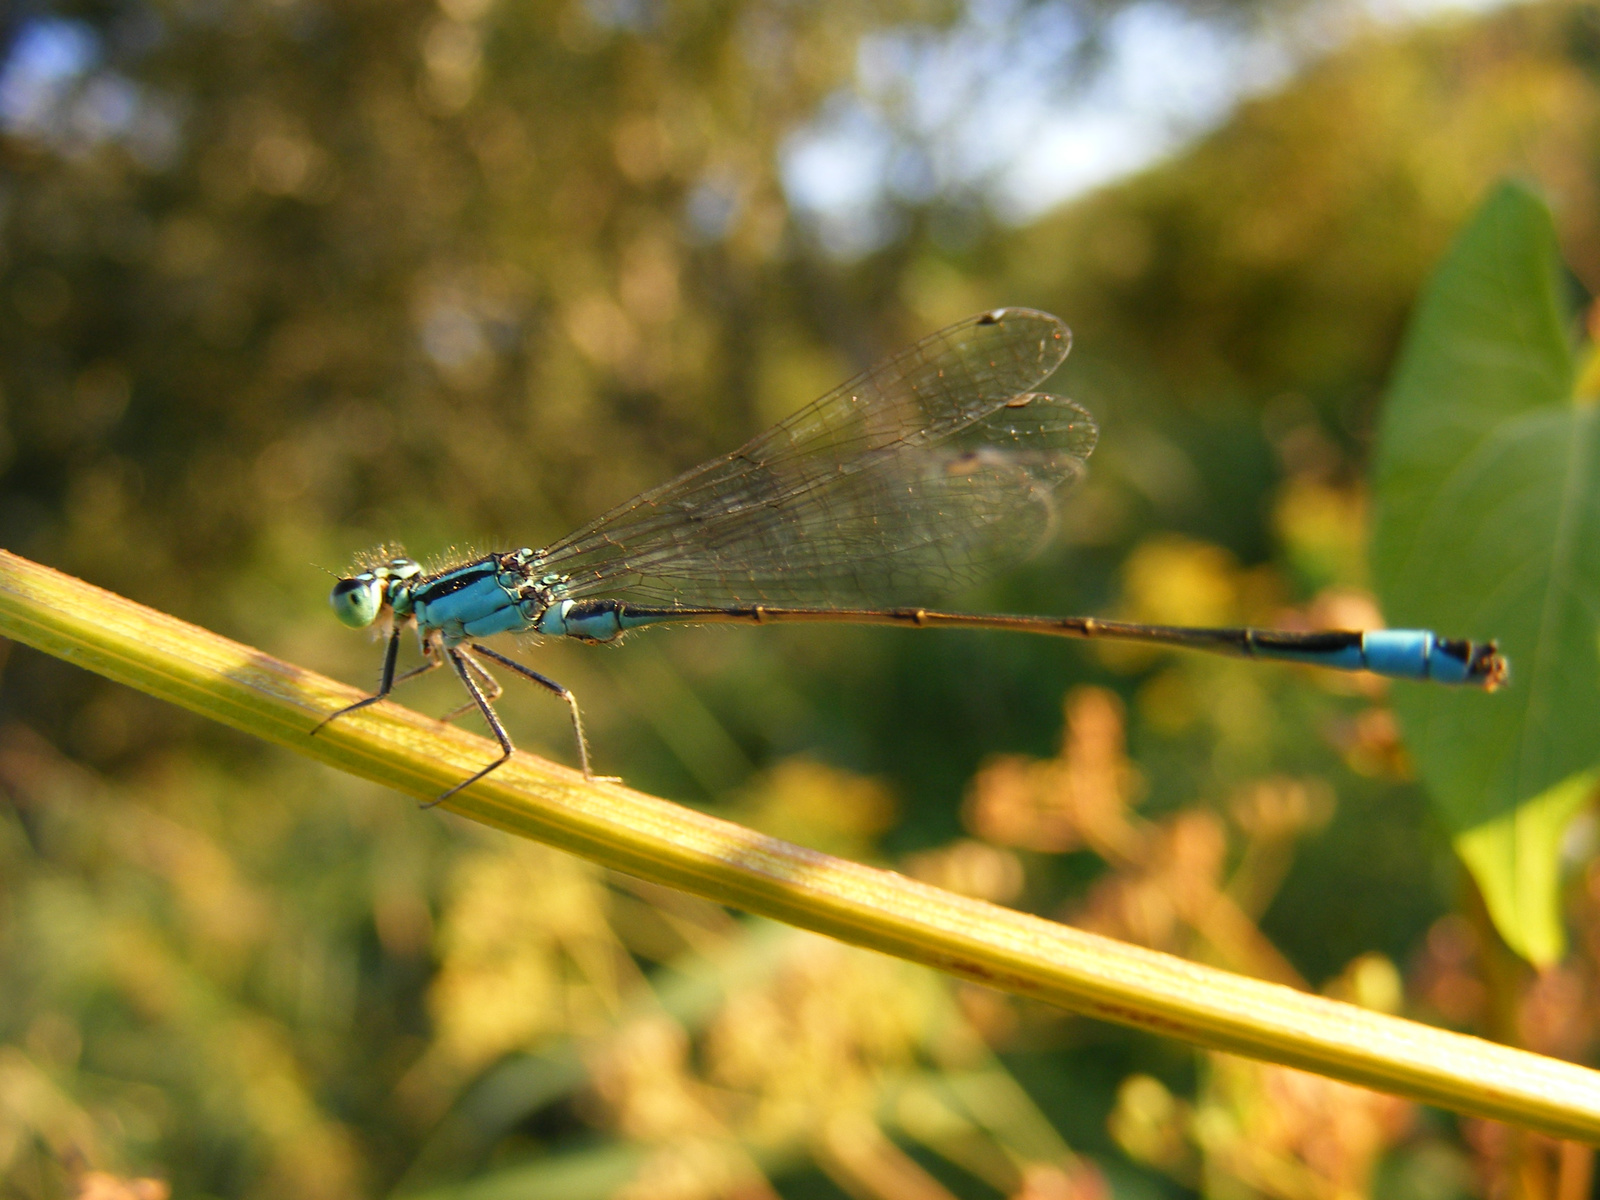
468,642,609,781
439,648,502,723
312,629,444,734
426,648,518,808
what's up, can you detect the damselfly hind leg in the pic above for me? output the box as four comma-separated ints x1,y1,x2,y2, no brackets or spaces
468,643,615,785
426,644,613,807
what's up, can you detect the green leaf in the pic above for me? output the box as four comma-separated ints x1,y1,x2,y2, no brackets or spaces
1372,180,1600,965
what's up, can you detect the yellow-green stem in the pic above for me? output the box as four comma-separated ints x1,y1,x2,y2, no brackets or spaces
1,548,1598,1142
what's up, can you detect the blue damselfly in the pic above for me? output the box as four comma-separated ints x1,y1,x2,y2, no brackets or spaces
318,309,1504,802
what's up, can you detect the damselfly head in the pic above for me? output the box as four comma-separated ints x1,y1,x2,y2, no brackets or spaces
330,556,422,628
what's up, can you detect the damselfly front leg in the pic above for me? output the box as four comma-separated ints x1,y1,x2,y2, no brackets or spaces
311,629,444,735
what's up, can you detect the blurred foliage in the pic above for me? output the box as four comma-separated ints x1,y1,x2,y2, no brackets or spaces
4,0,1600,1196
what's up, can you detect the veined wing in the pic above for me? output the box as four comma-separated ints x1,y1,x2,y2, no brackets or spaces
539,308,1096,608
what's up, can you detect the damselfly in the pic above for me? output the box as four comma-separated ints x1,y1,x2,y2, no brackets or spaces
318,308,1504,802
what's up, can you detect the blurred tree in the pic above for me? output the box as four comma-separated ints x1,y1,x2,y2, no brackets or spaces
4,0,1600,1196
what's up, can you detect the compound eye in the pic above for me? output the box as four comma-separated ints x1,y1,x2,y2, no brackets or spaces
330,575,385,629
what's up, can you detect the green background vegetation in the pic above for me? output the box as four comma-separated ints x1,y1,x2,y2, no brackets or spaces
3,0,1600,1196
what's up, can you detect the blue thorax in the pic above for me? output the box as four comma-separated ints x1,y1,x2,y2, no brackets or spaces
373,549,672,648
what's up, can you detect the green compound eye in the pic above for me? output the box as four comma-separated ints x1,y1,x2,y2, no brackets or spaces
330,575,385,628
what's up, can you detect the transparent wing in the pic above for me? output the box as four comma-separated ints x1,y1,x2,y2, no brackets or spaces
539,308,1096,608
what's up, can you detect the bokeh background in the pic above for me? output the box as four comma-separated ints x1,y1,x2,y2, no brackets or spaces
4,0,1600,1196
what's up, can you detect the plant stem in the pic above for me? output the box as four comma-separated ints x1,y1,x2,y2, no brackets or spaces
2,548,1599,1142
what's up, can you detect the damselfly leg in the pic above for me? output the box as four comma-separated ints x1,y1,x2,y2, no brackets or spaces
420,645,607,806
466,643,607,785
439,647,502,723
422,648,517,808
316,633,606,801
311,630,444,734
